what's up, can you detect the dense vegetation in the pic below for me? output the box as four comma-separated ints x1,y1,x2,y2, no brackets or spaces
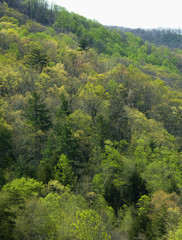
1,1,182,239
111,26,182,50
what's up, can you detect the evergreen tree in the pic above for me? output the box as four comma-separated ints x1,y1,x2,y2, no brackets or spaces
24,92,51,163
0,110,12,187
27,48,48,72
24,92,51,132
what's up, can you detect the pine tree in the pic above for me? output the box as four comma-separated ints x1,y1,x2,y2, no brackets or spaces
28,48,48,72
24,92,51,163
25,92,51,132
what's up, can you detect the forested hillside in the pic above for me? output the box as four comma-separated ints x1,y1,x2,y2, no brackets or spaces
110,26,182,50
1,1,182,239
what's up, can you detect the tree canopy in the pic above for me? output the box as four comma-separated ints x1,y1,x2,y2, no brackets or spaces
1,2,182,239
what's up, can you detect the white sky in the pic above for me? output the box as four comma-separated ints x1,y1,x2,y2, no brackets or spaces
50,0,182,29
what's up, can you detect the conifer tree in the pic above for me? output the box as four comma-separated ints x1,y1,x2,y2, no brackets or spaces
28,48,48,72
24,92,51,163
25,92,51,132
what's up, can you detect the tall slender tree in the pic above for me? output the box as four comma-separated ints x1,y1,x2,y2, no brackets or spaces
24,92,51,163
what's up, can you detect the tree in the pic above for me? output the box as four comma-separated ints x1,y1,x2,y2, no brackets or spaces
92,141,134,213
0,192,16,240
53,154,75,188
0,108,12,187
107,82,130,142
2,177,43,198
1,0,22,9
24,92,51,163
14,197,55,240
71,209,111,240
168,220,182,240
79,38,89,50
128,195,150,239
78,82,110,122
147,190,180,240
127,170,148,204
27,48,48,72
25,92,51,132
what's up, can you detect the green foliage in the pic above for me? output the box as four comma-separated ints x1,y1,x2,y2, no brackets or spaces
3,177,43,197
137,195,150,217
71,209,111,240
27,48,48,71
43,180,65,195
168,219,182,240
147,190,180,239
0,191,16,240
78,82,110,122
24,92,51,132
41,191,89,239
79,38,89,50
0,16,19,25
53,154,75,188
1,2,182,239
14,197,55,240
119,27,182,50
0,109,12,187
92,141,140,212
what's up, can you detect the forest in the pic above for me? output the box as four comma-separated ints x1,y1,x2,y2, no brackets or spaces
110,26,182,50
1,0,182,239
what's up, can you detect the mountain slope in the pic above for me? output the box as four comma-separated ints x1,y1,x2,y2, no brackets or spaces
109,25,182,49
1,2,182,240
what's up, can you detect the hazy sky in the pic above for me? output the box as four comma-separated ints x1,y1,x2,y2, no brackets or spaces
51,0,182,29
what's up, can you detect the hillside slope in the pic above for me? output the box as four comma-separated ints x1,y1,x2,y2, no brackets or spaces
1,1,182,240
109,26,182,49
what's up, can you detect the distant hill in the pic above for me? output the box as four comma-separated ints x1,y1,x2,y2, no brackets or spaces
108,26,182,49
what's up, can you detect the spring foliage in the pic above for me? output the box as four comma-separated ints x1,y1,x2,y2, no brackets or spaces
1,1,182,239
